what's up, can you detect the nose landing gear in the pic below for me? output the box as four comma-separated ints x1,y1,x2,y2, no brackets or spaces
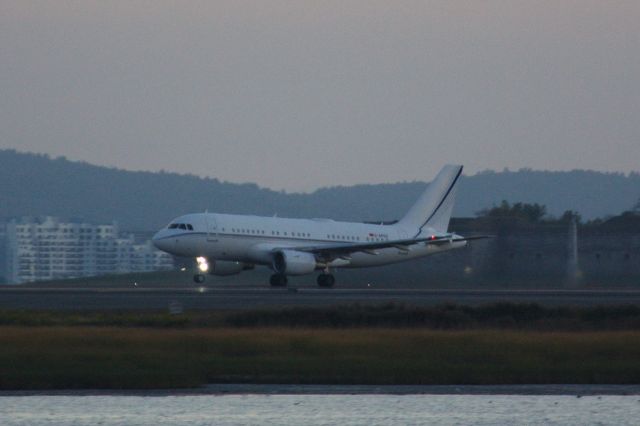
193,274,206,284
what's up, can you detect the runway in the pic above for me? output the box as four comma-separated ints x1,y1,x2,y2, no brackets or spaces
1,287,640,310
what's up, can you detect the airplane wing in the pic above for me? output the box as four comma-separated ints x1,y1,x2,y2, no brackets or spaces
283,235,493,260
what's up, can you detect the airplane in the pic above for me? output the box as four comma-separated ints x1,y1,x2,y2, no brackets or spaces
152,165,487,287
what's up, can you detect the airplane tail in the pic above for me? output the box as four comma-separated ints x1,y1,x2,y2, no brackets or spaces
397,165,463,235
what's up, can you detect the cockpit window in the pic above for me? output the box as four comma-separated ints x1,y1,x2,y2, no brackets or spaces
168,223,194,231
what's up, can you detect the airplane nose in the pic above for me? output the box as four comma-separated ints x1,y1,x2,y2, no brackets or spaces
152,231,168,251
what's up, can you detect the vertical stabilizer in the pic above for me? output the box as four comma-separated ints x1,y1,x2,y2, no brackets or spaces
397,165,463,235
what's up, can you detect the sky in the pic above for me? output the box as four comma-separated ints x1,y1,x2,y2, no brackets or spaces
1,1,638,192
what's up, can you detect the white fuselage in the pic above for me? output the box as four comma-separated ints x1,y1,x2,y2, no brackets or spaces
152,212,466,270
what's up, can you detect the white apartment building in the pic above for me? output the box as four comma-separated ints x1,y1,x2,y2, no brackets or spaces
5,217,174,284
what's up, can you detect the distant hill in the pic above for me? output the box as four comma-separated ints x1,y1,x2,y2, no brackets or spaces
1,150,638,231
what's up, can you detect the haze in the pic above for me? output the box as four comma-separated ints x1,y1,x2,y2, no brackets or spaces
1,1,638,192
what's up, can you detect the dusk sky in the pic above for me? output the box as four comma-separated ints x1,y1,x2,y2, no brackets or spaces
1,1,638,191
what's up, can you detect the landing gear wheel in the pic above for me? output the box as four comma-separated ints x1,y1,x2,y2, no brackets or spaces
269,274,288,287
193,274,206,284
317,273,335,288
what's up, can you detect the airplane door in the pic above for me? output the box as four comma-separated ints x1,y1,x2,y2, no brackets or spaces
206,214,218,242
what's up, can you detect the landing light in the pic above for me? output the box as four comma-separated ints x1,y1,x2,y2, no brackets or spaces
196,256,209,272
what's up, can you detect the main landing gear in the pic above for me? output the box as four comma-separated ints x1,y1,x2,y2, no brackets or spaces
270,273,288,287
193,274,206,284
317,273,335,288
269,273,335,288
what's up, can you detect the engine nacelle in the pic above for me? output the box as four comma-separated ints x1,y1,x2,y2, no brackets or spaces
209,260,252,276
272,250,317,275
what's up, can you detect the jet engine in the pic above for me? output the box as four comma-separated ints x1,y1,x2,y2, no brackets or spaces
209,260,253,276
272,250,318,275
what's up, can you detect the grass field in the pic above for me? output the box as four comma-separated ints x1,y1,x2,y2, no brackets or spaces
1,327,640,389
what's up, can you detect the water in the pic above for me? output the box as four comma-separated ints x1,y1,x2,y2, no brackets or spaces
1,394,639,425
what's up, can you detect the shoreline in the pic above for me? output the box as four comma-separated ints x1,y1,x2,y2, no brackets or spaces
2,384,640,397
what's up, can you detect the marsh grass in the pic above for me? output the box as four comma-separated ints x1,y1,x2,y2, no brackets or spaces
1,327,640,389
3,303,640,330
226,303,640,330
